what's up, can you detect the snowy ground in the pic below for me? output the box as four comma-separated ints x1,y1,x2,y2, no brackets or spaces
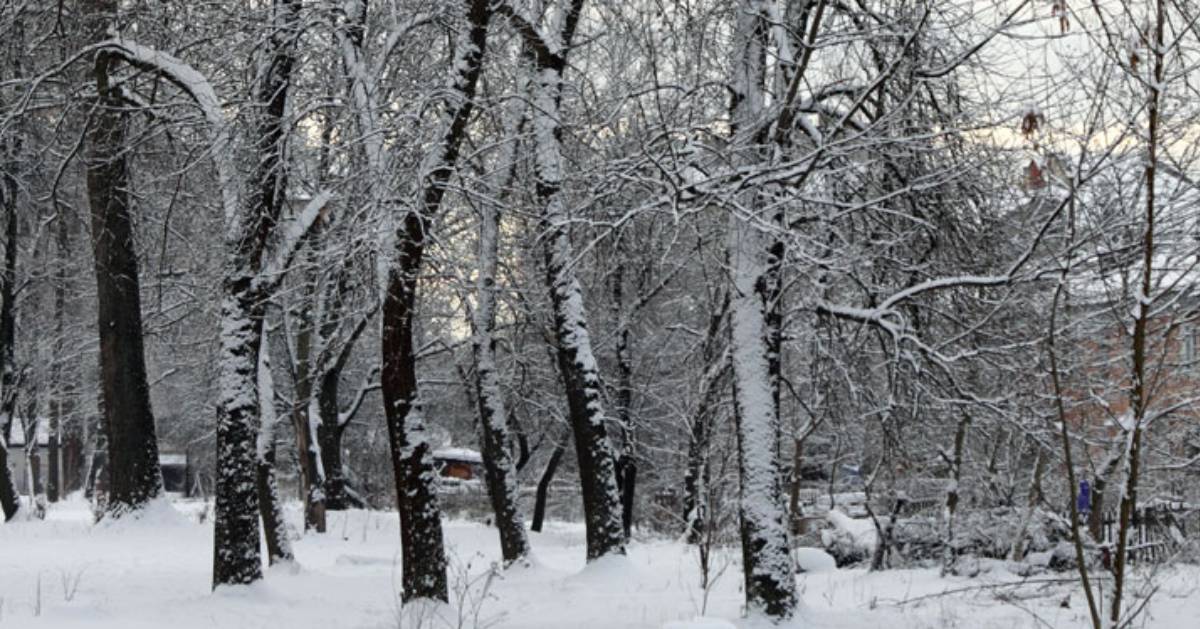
0,497,1196,628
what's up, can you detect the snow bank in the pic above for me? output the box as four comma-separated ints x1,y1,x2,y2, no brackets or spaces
97,496,191,530
793,547,837,573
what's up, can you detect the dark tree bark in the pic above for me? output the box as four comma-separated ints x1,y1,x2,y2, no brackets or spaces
531,437,566,533
498,0,626,561
611,257,637,540
47,210,72,504
256,449,293,564
312,290,375,512
315,367,345,509
85,0,163,516
379,0,492,602
0,141,18,521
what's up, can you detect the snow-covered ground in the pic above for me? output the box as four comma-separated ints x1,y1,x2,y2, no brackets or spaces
1,497,1196,628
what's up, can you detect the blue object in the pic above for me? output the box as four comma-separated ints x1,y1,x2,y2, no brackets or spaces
1077,479,1091,514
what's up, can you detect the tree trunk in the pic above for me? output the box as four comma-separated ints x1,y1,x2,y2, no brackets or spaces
1112,5,1163,623
296,391,327,530
526,14,626,559
289,266,327,532
941,413,970,576
0,143,18,521
684,303,726,544
612,261,637,540
316,372,349,510
85,9,164,515
724,3,796,618
470,88,530,565
382,230,449,600
214,0,301,588
213,281,267,586
379,0,492,601
473,203,531,565
531,438,566,533
47,208,71,504
257,337,294,565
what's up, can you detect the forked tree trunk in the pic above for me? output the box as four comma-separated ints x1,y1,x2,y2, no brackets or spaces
85,0,163,516
212,0,302,587
380,0,492,601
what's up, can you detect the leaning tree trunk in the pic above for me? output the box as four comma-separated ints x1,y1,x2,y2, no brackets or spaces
522,0,626,559
531,436,566,533
723,1,796,618
379,0,492,602
85,1,163,516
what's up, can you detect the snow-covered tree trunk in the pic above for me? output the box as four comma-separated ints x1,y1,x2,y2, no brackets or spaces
256,332,295,565
471,95,531,565
940,413,970,576
84,0,163,517
213,0,302,587
684,300,727,544
500,0,626,561
380,0,492,601
288,280,327,532
725,0,796,619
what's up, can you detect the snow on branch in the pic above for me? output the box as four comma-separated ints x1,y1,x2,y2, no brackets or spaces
257,190,334,291
92,38,239,227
